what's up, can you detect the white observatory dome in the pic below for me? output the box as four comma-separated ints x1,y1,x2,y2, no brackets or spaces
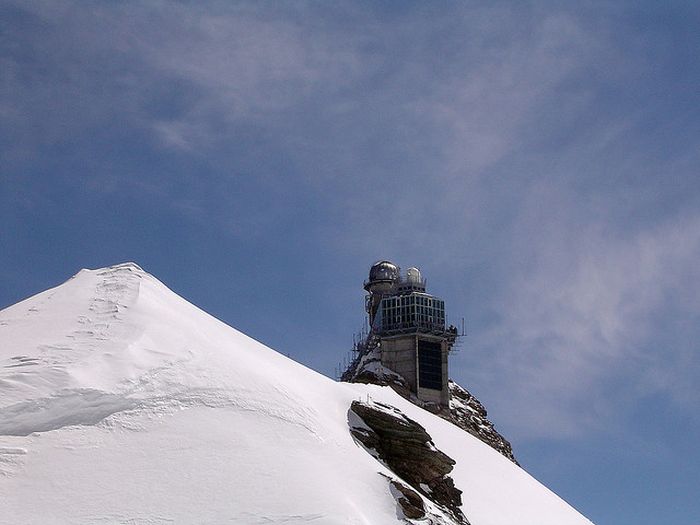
406,267,422,284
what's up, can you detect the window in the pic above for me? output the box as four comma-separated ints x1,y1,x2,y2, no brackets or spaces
379,294,446,332
418,340,442,390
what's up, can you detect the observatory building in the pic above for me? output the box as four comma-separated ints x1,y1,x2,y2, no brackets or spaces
360,260,457,406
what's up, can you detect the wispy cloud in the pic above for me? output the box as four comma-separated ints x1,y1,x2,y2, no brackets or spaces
3,0,699,444
466,200,700,438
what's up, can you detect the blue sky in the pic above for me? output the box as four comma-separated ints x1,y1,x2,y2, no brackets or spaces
2,1,699,523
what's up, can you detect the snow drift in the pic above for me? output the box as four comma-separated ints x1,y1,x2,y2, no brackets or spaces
0,263,593,524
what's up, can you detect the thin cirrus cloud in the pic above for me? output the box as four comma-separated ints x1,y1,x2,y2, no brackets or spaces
470,194,700,438
3,1,700,443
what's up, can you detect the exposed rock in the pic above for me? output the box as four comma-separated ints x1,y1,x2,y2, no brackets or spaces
390,480,425,520
444,380,518,465
349,400,469,524
343,346,417,405
344,341,518,465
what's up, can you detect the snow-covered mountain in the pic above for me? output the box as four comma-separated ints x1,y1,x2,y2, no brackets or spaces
0,263,594,524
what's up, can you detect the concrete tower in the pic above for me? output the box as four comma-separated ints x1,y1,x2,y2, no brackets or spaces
363,261,457,406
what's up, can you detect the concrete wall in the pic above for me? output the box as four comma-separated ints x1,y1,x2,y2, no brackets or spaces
381,334,450,406
440,339,449,405
380,335,418,393
417,386,444,404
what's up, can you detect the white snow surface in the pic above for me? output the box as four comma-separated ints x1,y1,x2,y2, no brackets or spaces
0,263,594,525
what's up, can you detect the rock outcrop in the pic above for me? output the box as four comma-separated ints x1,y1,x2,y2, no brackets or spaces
344,346,518,464
349,400,468,524
443,380,518,464
389,479,427,520
345,348,413,400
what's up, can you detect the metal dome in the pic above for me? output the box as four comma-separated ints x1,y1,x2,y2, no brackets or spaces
406,267,422,284
368,260,399,283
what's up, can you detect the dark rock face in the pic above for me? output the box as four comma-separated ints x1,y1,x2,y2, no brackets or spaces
343,348,414,400
390,480,425,520
444,380,518,465
344,348,518,464
349,401,469,524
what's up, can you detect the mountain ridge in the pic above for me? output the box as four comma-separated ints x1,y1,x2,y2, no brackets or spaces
0,263,594,525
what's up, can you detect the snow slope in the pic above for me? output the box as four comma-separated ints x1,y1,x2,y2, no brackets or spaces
0,263,594,524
